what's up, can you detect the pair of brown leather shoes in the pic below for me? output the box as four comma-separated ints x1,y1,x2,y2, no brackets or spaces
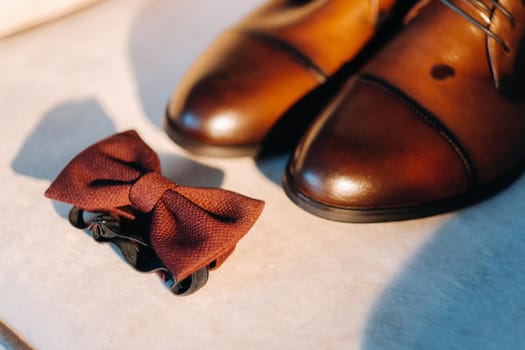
165,0,525,222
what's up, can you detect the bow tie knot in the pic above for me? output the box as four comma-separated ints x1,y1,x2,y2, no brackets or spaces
129,172,176,213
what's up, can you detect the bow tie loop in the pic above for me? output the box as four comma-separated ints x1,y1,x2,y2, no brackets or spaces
129,172,176,213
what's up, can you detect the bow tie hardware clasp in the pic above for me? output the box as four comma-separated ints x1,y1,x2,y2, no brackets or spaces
68,207,209,296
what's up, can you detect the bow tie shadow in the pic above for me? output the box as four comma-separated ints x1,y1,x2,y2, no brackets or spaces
11,99,225,219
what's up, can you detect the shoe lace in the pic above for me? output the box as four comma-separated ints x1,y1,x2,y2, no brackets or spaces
440,0,517,52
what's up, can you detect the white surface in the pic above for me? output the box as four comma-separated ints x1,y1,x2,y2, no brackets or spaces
1,1,524,349
0,0,102,38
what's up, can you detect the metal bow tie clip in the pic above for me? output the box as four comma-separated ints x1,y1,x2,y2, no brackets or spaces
68,207,209,296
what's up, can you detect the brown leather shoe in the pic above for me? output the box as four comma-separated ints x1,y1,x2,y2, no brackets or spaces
164,0,408,157
284,0,525,222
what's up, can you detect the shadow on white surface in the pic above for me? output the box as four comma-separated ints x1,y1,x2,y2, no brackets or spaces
128,0,262,129
363,175,525,349
255,152,290,186
11,99,116,181
158,151,224,188
128,0,176,128
11,99,116,218
11,98,225,215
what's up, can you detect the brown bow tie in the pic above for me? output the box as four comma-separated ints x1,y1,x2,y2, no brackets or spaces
45,130,264,295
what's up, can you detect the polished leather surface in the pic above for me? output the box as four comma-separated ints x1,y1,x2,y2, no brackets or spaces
166,0,397,149
287,0,525,217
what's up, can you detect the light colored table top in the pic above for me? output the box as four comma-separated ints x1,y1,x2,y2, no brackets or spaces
0,0,103,39
1,1,524,349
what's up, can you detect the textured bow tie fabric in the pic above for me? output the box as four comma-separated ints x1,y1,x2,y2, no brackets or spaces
45,130,264,281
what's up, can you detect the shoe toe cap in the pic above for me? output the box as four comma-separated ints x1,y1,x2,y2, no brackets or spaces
287,78,472,213
166,31,319,148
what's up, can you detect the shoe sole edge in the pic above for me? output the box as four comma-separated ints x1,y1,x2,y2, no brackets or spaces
163,109,259,158
282,163,525,223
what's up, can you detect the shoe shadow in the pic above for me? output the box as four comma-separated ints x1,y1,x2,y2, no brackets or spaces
128,0,262,129
158,151,224,188
362,176,525,349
